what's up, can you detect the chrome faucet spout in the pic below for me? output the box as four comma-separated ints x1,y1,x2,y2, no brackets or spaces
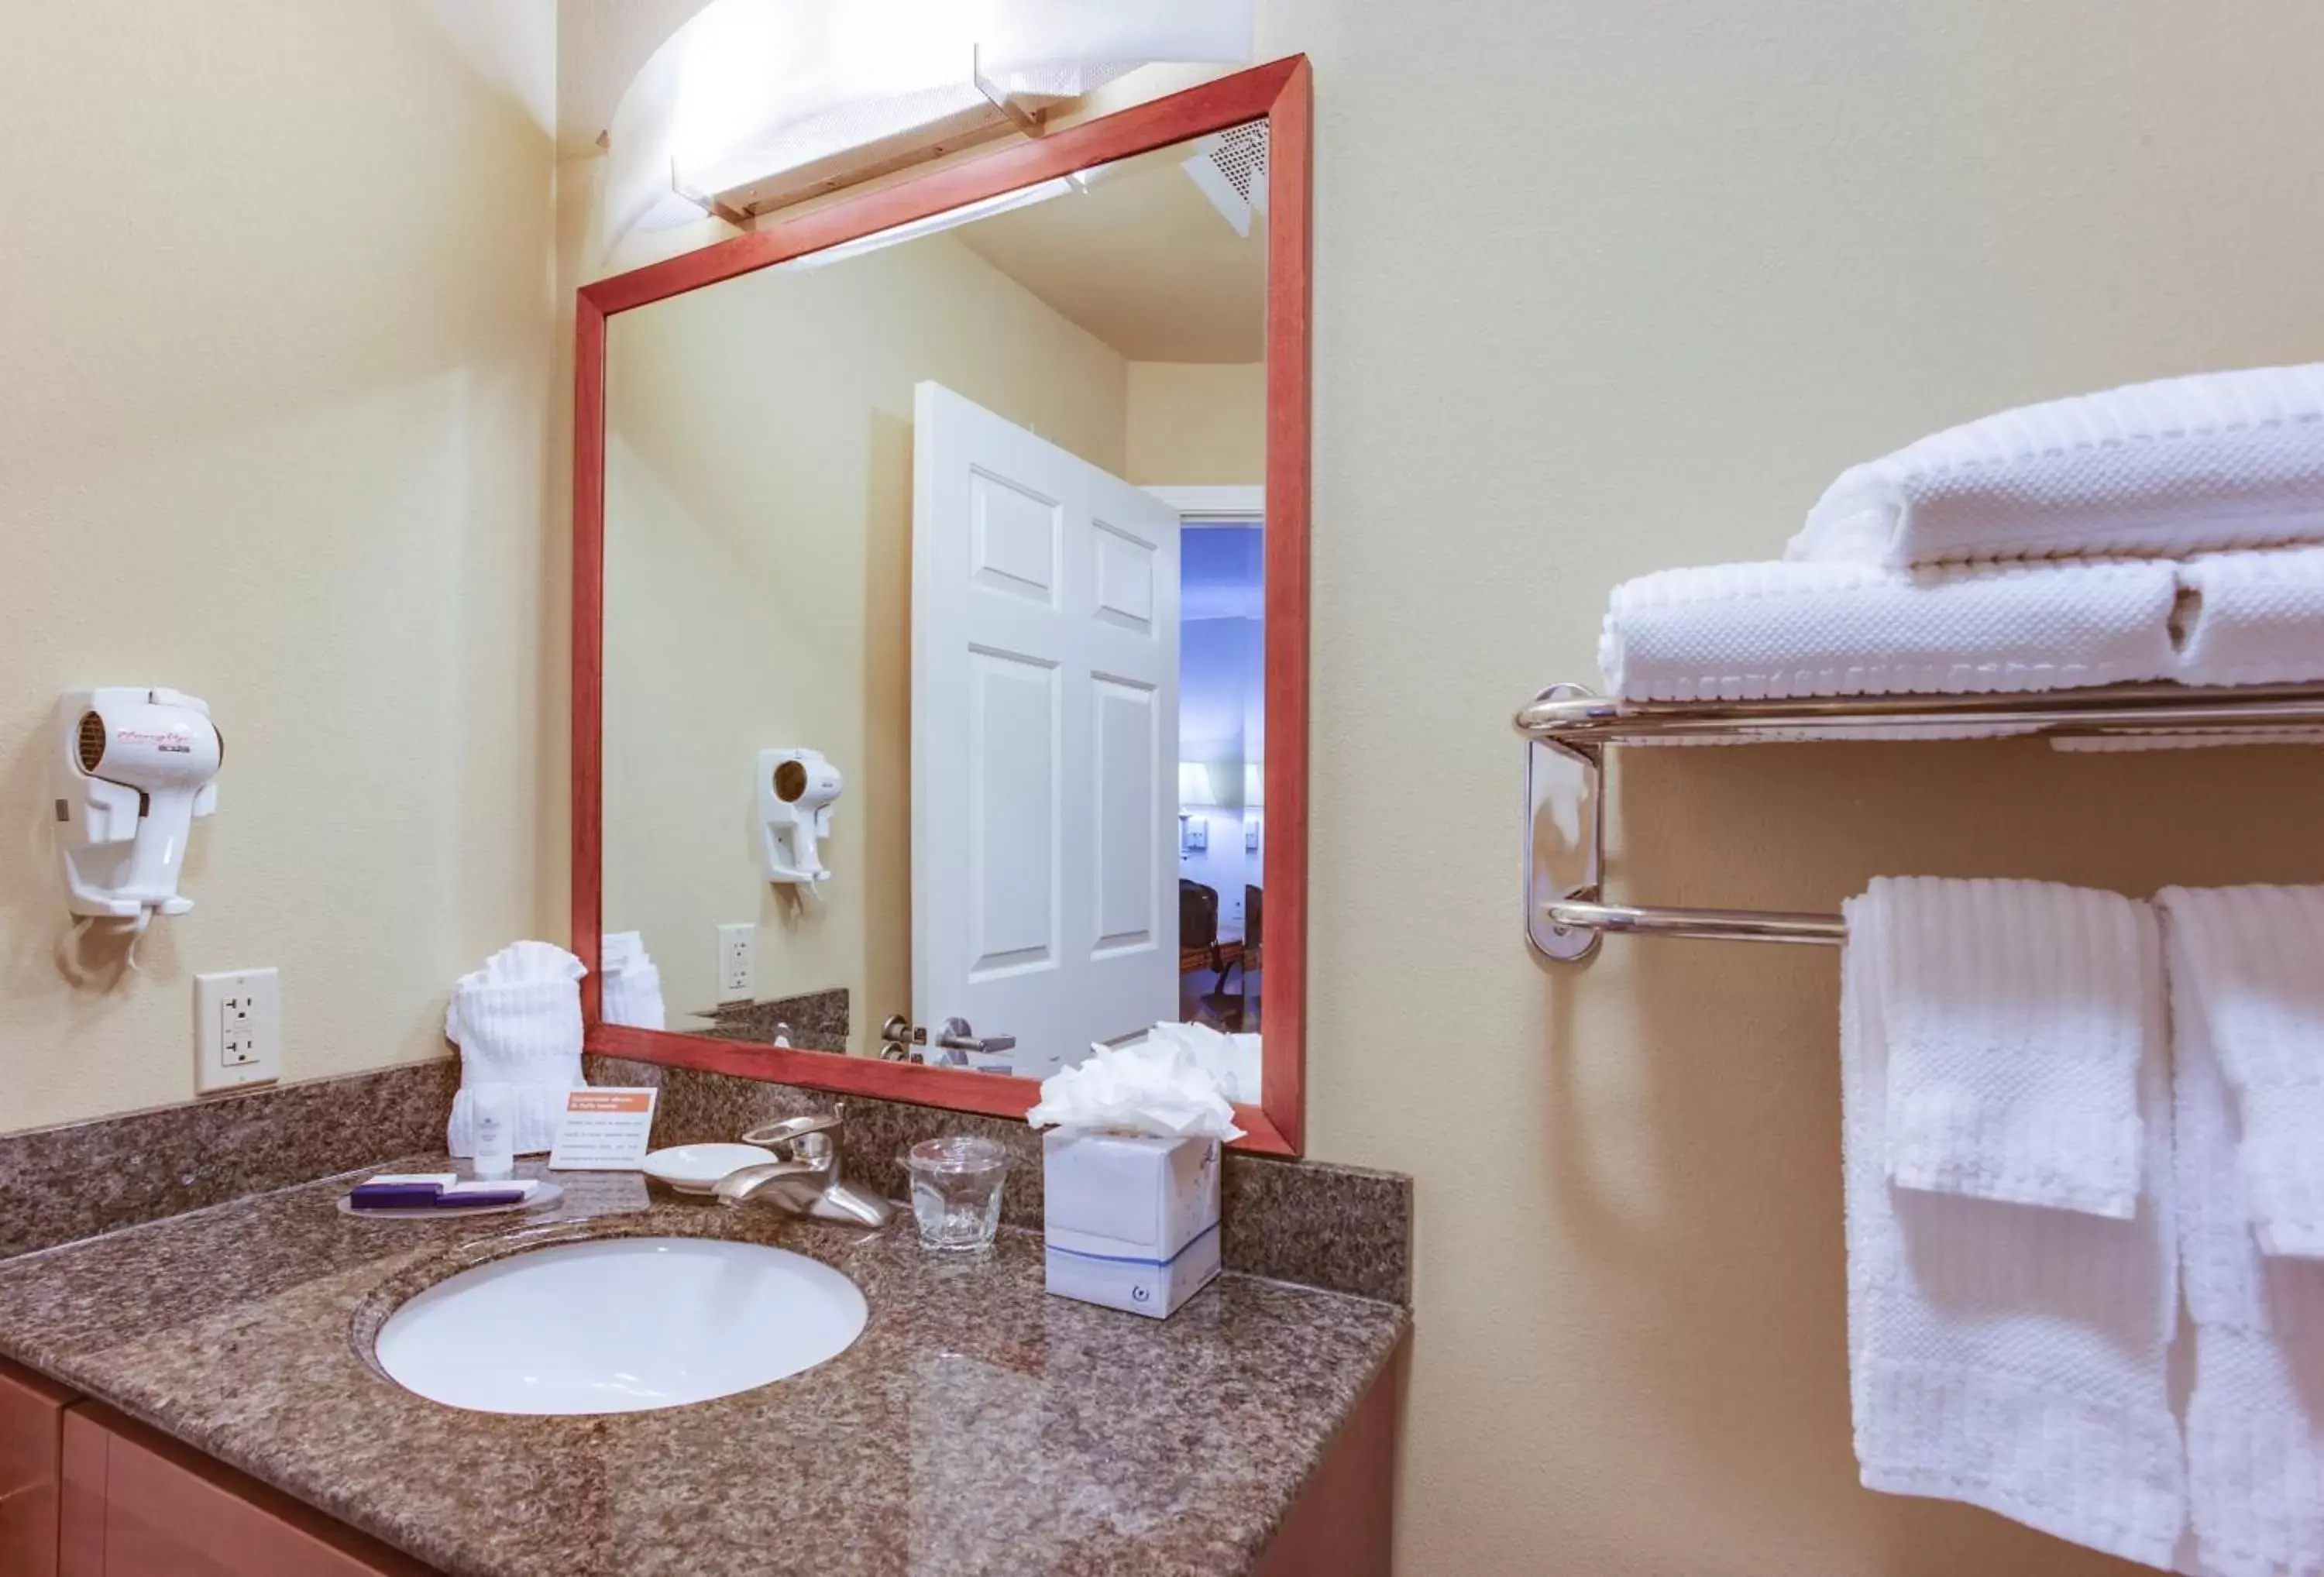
712,1105,896,1228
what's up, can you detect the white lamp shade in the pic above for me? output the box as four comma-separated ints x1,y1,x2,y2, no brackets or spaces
1178,762,1217,809
1242,761,1263,809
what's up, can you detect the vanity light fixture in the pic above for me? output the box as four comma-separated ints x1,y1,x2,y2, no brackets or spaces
774,176,1078,273
638,0,1255,228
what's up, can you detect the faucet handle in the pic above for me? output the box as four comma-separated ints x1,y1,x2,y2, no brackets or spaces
743,1105,847,1154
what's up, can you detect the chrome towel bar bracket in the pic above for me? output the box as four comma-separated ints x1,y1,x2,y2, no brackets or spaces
1518,680,2324,959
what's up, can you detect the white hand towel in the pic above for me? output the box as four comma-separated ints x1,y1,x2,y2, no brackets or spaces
600,930,666,1032
2170,899,2324,1577
1842,889,2185,1567
1598,558,2181,703
445,940,587,1156
2160,887,2324,1260
1867,877,2156,1218
1786,363,2324,569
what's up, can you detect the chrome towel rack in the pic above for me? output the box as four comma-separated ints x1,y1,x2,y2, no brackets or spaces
1517,680,2324,960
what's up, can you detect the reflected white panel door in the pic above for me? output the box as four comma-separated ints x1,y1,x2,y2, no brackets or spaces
912,382,1181,1080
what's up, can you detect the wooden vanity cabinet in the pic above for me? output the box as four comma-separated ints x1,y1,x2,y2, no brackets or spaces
60,1403,433,1577
2,1355,77,1577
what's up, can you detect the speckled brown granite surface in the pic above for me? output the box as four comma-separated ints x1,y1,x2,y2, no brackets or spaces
0,1158,1407,1577
686,986,850,1050
0,1061,459,1258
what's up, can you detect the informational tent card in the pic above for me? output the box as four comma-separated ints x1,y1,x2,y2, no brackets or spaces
548,1087,658,1171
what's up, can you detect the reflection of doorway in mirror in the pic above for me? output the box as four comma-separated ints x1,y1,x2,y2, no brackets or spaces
1172,513,1263,1042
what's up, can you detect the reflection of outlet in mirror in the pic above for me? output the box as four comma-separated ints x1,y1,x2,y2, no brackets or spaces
717,924,754,1002
194,967,280,1094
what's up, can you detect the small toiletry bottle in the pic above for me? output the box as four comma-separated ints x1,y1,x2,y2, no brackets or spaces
470,1081,515,1180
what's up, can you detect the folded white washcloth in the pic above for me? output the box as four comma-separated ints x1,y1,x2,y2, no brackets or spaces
1597,558,2181,704
1865,877,2156,1218
2161,887,2324,1260
445,940,587,1156
2175,547,2324,689
600,930,666,1032
2171,900,2324,1577
1787,363,2324,570
1842,888,2185,1567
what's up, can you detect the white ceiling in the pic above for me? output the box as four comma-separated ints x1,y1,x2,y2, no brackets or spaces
955,138,1266,364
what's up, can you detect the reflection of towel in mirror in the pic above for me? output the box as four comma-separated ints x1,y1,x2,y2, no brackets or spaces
445,941,586,1156
600,930,667,1032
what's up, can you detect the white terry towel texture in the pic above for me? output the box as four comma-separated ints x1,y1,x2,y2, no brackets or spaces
1598,557,2182,703
1866,877,2156,1219
2167,888,2324,1577
600,929,667,1032
2177,548,2324,689
1842,887,2185,1568
1786,363,2324,570
1598,550,2324,716
445,940,586,1156
2161,888,2324,1261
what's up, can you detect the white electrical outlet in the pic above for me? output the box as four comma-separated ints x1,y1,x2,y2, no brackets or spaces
717,924,755,1001
194,968,280,1094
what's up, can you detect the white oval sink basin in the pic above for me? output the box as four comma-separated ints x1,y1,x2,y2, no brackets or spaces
374,1236,866,1416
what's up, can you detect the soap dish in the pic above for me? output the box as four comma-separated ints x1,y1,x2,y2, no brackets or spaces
643,1143,776,1195
337,1180,563,1220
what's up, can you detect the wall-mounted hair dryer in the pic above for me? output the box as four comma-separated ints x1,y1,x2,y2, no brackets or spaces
54,687,222,929
758,747,841,887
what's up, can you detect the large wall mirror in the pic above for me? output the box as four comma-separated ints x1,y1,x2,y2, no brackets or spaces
573,60,1312,1153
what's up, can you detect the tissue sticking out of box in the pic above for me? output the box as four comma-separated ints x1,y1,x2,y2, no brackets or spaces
1026,1037,1245,1142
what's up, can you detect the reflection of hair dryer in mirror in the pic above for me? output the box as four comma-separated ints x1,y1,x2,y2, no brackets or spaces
54,687,222,930
758,748,841,888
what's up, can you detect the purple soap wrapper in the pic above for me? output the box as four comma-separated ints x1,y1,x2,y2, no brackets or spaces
348,1183,444,1209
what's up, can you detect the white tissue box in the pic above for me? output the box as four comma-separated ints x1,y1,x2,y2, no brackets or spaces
1042,1130,1222,1318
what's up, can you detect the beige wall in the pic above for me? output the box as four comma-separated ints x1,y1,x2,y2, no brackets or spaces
0,0,557,1134
601,235,1128,1041
566,5,2324,1573
1266,3,2324,1575
1126,362,1267,486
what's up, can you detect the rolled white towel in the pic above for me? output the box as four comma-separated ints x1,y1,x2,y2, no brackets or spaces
445,940,586,1156
1787,363,2324,569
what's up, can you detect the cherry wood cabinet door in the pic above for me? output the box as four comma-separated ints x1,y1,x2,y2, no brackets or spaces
59,1404,435,1577
0,1355,77,1577
1252,1335,1405,1577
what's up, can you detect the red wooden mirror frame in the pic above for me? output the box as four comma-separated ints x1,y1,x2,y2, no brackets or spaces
572,57,1313,1155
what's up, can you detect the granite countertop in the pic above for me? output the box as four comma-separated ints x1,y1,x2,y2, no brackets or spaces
0,1157,1406,1577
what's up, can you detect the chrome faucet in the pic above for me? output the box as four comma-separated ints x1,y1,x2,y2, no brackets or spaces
713,1105,896,1228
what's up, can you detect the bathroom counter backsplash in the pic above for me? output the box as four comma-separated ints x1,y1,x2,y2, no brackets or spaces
0,1155,1407,1577
0,1056,1413,1306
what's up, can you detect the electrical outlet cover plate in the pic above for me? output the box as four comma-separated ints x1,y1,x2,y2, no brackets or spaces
717,924,754,1002
194,968,280,1093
